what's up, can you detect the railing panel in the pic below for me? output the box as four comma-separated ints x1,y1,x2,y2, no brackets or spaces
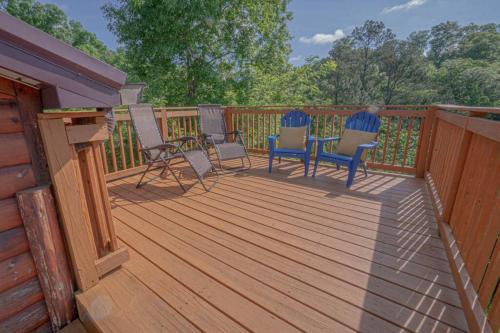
449,133,499,292
428,116,468,216
425,106,500,333
228,105,427,174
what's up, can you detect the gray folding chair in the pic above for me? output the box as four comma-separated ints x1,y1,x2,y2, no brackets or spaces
197,104,251,171
129,104,218,192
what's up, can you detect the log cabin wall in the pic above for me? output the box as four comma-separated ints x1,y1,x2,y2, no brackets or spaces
0,76,70,332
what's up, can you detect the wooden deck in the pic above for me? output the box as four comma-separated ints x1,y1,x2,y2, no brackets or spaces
78,155,468,333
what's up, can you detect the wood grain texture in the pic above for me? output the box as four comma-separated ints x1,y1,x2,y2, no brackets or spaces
0,198,22,232
15,83,50,184
0,102,23,133
0,278,44,322
99,155,468,333
60,319,88,333
76,269,201,333
0,300,49,333
17,185,76,330
0,252,37,294
38,118,99,291
66,123,107,144
0,227,29,262
0,77,16,98
94,247,129,277
0,132,31,168
0,164,36,200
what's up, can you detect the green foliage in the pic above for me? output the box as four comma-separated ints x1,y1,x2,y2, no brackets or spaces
2,0,498,109
102,0,292,106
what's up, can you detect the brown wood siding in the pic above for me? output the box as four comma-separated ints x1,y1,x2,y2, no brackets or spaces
0,77,51,332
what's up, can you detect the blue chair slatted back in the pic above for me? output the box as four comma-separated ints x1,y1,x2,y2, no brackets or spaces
281,109,311,136
344,111,381,133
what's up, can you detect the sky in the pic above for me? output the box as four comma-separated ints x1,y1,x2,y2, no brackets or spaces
40,0,500,65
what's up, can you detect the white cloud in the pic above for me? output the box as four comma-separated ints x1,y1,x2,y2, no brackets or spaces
382,0,427,14
289,55,303,63
299,30,345,45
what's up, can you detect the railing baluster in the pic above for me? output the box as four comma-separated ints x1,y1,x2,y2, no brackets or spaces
382,117,391,164
392,117,403,165
126,120,135,168
176,117,181,140
108,133,117,173
402,117,414,167
168,115,174,140
252,113,255,149
117,121,126,170
136,135,143,166
330,114,335,153
246,114,250,149
99,142,108,174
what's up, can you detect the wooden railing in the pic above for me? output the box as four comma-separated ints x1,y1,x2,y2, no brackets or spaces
103,105,431,178
226,105,430,174
424,105,500,333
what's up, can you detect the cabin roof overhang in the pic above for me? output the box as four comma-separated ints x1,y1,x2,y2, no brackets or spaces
0,11,127,109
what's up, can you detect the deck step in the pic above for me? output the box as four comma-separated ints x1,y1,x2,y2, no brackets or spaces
61,319,88,333
76,269,198,333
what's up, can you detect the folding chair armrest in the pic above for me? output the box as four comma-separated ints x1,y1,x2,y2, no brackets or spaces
142,143,179,151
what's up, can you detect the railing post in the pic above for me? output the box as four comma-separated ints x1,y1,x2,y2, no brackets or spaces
38,117,100,291
415,105,436,177
224,106,234,142
160,109,169,139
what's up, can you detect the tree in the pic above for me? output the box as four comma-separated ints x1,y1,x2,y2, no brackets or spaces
434,59,500,106
377,33,428,104
103,0,292,105
351,20,395,102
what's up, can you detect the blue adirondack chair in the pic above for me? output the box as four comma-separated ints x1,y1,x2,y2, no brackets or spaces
313,111,381,188
268,110,315,176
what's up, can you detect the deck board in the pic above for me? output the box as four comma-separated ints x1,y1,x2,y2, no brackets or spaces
102,156,467,333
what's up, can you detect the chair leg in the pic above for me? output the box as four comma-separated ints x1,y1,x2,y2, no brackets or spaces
312,157,320,177
336,163,340,170
346,166,356,188
268,153,273,173
363,162,368,177
136,162,154,188
166,164,187,192
304,155,310,176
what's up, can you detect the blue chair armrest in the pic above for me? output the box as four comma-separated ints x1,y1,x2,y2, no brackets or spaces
318,136,340,144
268,135,278,151
353,141,378,162
316,136,338,155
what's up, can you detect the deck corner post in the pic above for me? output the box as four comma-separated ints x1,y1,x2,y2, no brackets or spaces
16,184,76,330
37,117,100,291
224,106,234,142
415,105,437,178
